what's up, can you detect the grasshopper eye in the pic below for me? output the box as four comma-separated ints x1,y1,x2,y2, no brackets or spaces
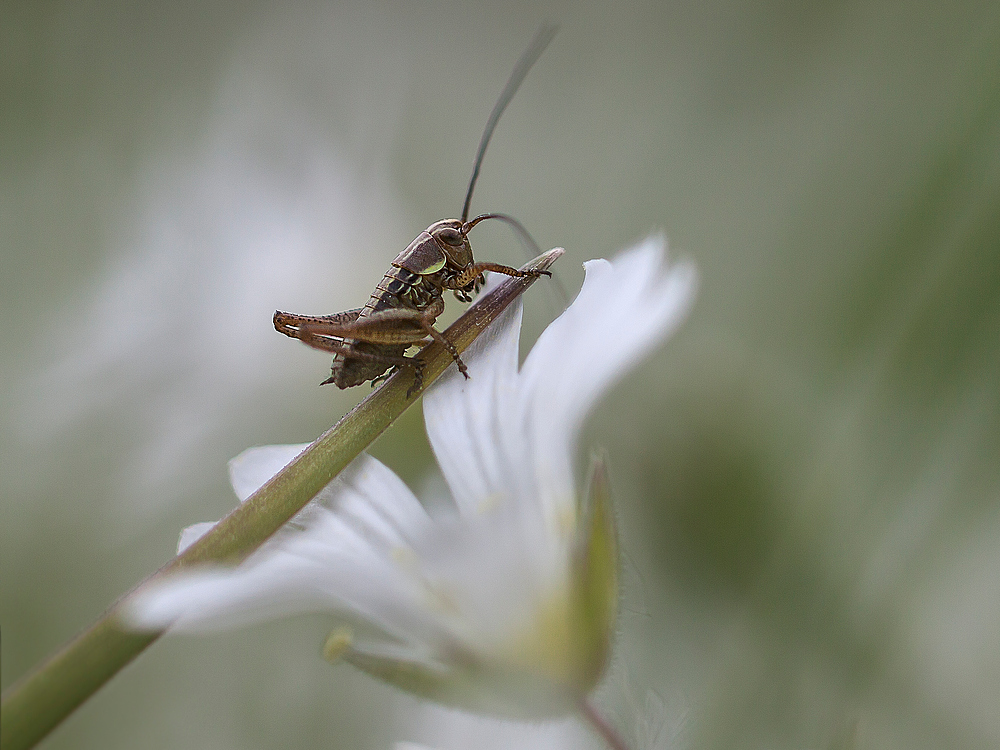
437,227,464,246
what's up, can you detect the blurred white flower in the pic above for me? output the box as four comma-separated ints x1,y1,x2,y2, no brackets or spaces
127,236,696,719
393,702,600,750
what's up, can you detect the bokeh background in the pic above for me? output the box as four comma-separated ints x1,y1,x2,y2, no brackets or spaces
3,1,999,748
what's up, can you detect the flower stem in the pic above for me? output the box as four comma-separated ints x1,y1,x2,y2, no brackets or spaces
580,697,631,750
0,249,563,750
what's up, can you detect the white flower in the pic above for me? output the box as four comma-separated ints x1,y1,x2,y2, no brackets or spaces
127,235,696,719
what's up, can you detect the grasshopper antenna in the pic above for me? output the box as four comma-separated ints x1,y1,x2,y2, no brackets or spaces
459,24,566,308
460,23,558,224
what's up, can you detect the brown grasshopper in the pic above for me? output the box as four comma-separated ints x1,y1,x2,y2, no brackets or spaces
273,25,557,393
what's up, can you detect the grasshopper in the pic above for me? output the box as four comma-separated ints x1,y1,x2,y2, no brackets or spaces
273,25,557,393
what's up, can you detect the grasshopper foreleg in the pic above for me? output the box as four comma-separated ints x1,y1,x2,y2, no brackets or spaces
445,262,551,290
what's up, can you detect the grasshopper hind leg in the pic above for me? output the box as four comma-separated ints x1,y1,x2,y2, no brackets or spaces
274,309,419,389
273,300,467,394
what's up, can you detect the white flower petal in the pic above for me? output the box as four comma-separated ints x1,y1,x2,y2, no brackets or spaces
174,442,310,555
424,235,696,573
395,702,600,750
176,521,217,554
519,236,696,504
126,554,345,632
423,298,525,519
129,453,444,640
229,443,310,501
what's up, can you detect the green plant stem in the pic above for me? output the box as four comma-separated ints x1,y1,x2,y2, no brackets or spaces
0,248,563,750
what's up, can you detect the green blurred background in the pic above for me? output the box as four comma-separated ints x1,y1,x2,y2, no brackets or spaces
3,1,999,748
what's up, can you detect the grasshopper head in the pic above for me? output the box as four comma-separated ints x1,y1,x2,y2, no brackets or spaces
429,218,474,270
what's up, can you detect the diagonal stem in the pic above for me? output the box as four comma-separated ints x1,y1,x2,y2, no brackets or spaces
0,248,564,750
581,697,631,750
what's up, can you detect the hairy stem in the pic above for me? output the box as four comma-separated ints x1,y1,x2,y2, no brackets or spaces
0,249,563,750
